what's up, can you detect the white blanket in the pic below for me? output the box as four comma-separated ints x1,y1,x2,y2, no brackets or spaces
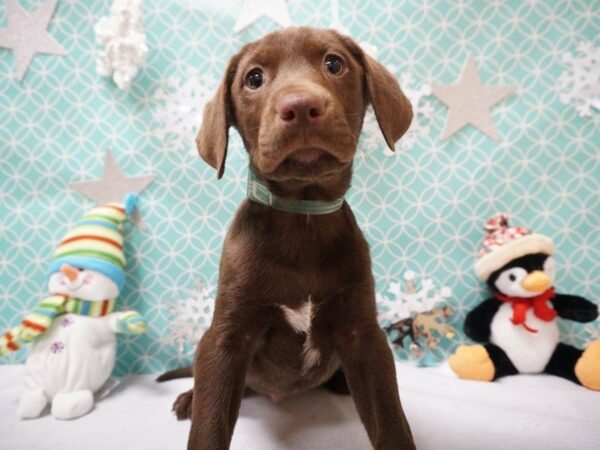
1,363,598,449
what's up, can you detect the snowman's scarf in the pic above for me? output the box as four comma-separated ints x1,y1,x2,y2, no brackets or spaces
495,288,557,333
0,294,115,355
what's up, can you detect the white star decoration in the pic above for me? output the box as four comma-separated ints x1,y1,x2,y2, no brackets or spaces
234,0,291,33
0,0,67,81
70,150,154,206
432,56,516,141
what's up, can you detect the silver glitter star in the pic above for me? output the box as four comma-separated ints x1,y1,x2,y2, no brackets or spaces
432,56,516,141
0,0,67,81
70,151,154,225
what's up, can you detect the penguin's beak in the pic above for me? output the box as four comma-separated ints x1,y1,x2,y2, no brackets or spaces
521,270,551,293
60,264,79,283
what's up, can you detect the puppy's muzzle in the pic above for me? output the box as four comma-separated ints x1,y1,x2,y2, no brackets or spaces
259,82,348,170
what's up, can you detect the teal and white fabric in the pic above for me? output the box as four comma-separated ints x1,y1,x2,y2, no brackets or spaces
1,0,598,374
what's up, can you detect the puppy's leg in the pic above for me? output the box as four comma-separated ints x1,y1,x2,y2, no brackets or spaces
174,386,258,421
336,322,415,450
173,389,193,420
187,315,265,450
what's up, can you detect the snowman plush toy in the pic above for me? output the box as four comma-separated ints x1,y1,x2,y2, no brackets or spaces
449,213,600,390
0,194,147,419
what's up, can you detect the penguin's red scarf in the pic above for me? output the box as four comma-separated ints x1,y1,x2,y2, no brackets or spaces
495,288,557,333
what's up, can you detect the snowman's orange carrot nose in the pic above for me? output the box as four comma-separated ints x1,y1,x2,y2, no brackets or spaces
60,264,79,282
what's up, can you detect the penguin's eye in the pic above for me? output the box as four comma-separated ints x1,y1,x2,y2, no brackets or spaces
495,268,527,293
500,269,525,283
543,256,556,280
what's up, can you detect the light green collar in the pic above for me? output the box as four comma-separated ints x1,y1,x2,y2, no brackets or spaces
247,168,344,215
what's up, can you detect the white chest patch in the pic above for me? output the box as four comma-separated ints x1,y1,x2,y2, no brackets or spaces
490,302,560,373
280,297,320,374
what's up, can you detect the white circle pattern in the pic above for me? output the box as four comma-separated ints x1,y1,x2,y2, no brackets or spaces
0,0,599,373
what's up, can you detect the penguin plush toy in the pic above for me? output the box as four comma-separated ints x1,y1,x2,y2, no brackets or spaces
449,213,600,390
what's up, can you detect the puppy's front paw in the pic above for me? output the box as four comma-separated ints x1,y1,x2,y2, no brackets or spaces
172,389,193,420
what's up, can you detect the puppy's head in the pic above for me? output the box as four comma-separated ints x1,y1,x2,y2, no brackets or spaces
196,27,412,185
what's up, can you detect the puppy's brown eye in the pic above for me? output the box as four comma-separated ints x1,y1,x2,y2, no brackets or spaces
324,55,344,75
246,69,263,89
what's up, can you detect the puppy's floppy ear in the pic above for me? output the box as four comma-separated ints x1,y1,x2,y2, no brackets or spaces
362,53,413,151
340,34,413,152
196,54,240,179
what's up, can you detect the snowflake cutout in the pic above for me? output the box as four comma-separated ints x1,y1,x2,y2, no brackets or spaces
378,270,452,323
153,70,217,153
61,317,74,327
50,341,65,354
164,281,216,355
559,41,600,117
377,271,454,362
360,72,433,157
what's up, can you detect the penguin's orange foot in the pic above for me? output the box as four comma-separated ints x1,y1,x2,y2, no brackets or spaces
575,340,600,391
449,344,495,382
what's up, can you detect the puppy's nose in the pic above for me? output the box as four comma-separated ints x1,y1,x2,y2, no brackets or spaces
277,93,326,124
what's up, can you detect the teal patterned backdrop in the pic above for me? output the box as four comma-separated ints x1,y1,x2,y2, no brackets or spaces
1,0,599,374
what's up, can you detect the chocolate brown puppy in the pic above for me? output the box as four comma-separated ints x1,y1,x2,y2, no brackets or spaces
162,26,415,449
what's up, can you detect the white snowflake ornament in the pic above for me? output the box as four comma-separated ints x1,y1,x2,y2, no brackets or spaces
164,282,216,355
559,41,600,117
378,271,452,323
378,271,454,366
95,0,148,90
153,71,217,153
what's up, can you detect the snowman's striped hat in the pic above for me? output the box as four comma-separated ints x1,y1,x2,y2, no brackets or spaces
47,194,138,289
474,213,554,281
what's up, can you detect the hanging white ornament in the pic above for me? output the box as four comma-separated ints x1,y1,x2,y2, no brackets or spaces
559,41,600,117
95,0,148,89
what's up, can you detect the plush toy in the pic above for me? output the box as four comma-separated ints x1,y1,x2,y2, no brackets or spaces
449,213,600,390
0,194,147,419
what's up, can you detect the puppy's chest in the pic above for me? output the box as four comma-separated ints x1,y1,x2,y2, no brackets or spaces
278,296,323,374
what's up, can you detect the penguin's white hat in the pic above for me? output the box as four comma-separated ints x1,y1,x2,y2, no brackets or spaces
474,213,554,281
